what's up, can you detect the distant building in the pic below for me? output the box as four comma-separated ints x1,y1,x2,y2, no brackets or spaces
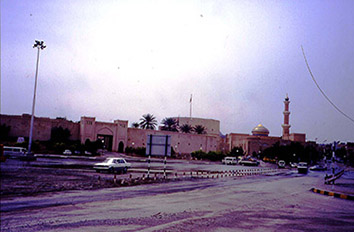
80,116,220,154
172,117,220,135
0,95,307,156
0,114,80,141
226,95,306,155
0,114,219,154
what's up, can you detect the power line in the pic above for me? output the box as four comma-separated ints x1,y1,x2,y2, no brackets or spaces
301,45,354,124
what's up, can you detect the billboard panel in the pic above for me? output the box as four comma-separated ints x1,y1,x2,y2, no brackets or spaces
146,135,171,156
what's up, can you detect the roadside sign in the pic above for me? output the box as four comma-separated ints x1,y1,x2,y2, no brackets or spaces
146,135,171,156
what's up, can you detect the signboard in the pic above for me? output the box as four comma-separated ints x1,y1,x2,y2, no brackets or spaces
146,135,171,156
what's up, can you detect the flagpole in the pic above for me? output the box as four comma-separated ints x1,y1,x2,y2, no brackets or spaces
189,94,192,118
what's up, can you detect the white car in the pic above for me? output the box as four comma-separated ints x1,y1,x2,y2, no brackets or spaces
222,157,237,165
94,158,131,174
239,157,260,166
298,162,308,174
290,162,298,168
63,149,72,155
278,160,286,168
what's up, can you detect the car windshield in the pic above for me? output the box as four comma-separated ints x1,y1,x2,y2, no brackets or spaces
102,158,113,163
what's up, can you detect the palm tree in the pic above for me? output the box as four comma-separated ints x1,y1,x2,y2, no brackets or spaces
193,125,206,134
161,117,178,132
131,122,139,128
180,124,193,133
139,114,157,130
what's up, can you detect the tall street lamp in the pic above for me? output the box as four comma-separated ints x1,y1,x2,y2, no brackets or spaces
28,40,46,154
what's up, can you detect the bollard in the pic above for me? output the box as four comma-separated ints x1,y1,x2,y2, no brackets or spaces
98,176,101,185
154,173,157,180
142,174,145,181
114,174,117,184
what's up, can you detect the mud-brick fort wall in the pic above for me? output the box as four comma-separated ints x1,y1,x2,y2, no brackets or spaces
127,128,220,154
0,114,80,141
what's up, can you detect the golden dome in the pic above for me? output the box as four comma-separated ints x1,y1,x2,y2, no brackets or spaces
252,124,269,136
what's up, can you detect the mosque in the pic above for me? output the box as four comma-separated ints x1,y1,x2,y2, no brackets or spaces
1,95,306,156
226,95,306,155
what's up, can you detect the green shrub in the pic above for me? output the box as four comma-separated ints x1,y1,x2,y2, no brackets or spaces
191,150,225,161
125,146,146,156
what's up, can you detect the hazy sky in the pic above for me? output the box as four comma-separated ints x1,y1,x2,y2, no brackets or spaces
1,0,354,143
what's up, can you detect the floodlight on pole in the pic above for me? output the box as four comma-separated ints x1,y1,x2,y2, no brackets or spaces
28,40,46,154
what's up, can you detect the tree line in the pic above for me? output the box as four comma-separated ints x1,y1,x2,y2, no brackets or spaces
131,114,207,134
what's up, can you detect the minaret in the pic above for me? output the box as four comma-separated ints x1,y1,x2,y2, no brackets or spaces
282,94,291,140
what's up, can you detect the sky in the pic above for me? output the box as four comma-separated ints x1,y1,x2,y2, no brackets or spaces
1,0,354,143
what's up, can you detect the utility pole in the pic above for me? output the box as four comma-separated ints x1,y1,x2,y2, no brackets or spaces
28,40,46,154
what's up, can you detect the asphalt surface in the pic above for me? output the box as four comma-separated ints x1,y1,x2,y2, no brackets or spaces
1,167,354,231
1,153,354,231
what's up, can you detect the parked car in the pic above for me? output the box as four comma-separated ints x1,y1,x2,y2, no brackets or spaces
278,160,286,168
309,165,327,171
63,149,72,155
4,146,27,158
290,162,298,168
222,157,237,165
239,157,259,166
297,162,308,174
93,158,131,174
4,146,36,161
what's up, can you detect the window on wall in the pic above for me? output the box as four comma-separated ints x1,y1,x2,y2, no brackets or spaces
86,121,92,125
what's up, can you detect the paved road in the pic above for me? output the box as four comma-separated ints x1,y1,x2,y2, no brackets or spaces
1,171,353,232
34,152,276,172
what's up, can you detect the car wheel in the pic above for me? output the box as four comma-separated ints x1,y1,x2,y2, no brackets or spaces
108,167,113,173
96,170,100,173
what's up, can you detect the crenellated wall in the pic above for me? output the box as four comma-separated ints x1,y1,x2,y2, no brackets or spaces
0,114,80,141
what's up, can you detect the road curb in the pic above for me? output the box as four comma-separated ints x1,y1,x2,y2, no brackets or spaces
310,188,354,201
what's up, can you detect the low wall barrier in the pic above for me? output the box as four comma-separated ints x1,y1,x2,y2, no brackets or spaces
102,168,279,187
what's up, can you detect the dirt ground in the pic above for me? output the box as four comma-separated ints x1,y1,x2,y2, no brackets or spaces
0,158,192,198
2,158,354,199
2,168,354,232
